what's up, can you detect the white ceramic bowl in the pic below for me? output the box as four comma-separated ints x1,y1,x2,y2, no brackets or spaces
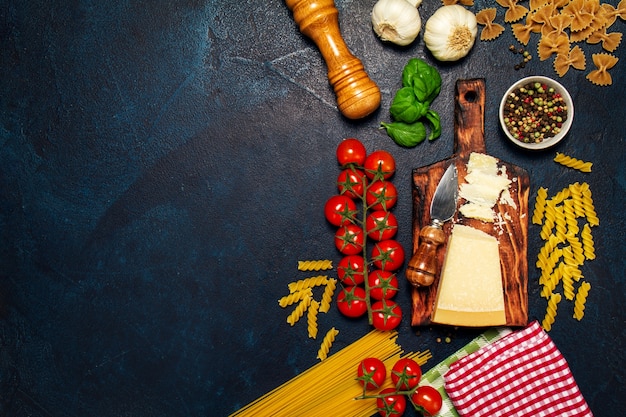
499,76,574,150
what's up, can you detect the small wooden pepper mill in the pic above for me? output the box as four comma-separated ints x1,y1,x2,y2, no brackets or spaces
285,0,381,119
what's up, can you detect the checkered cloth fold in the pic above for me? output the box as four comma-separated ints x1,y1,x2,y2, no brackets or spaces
419,327,512,417
444,321,593,417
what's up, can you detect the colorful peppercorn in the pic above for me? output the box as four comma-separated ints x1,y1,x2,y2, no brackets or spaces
502,82,568,143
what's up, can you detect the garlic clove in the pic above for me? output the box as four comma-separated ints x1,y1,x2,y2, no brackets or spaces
372,0,422,46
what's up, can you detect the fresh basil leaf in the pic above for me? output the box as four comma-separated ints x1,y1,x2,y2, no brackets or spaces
389,87,421,123
425,109,441,140
401,58,419,88
381,121,427,148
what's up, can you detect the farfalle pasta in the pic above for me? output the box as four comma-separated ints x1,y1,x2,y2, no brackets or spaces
476,8,506,40
490,0,624,83
587,52,619,85
554,45,586,76
496,0,529,22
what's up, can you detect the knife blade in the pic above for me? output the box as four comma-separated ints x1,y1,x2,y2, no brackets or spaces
406,163,458,287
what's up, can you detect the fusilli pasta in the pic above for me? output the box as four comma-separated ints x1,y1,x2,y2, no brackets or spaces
554,152,593,172
297,259,333,271
307,300,320,339
573,281,591,320
541,292,562,331
317,327,339,361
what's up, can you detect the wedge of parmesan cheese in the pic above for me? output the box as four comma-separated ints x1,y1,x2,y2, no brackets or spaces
431,224,506,327
458,152,512,223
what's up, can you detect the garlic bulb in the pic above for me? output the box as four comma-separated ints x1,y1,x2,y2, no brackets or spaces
424,5,477,61
371,0,422,47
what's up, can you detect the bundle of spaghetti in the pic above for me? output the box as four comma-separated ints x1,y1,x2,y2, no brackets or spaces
228,330,432,417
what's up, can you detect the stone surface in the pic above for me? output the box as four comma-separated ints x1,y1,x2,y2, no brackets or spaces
1,1,624,416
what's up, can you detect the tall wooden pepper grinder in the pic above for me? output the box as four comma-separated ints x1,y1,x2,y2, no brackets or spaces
285,0,381,119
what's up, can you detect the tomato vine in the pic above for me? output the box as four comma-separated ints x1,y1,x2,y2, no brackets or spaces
325,138,405,330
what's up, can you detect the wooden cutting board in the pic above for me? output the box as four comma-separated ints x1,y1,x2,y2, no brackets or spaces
409,79,529,327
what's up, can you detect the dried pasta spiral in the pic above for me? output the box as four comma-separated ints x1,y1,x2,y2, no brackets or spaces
581,224,596,260
278,288,313,307
319,278,337,313
541,292,562,331
573,281,591,321
581,188,599,226
317,327,339,361
287,296,312,326
554,152,593,172
297,260,333,271
307,300,320,339
532,187,549,224
562,271,575,300
288,275,329,293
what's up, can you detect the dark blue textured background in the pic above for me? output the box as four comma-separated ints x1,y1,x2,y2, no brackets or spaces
1,0,624,416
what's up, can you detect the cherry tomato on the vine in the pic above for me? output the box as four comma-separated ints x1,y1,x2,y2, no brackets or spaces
376,387,406,417
357,357,386,390
334,224,365,255
364,150,396,180
371,240,405,271
371,299,402,331
368,270,398,300
336,138,367,167
337,286,367,318
366,181,398,211
366,210,398,241
391,358,422,391
410,386,443,417
324,195,357,227
337,255,365,286
337,168,367,199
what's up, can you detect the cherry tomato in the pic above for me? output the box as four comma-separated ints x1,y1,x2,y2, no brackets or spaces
371,299,402,331
366,181,398,211
335,224,365,255
366,210,398,241
410,386,442,417
391,358,422,391
371,240,405,271
357,357,387,390
337,167,367,199
337,138,367,167
337,255,365,286
376,387,406,417
368,270,398,300
324,195,357,227
337,286,367,318
364,150,395,180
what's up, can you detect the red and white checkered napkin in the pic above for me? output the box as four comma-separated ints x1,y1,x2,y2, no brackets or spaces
444,321,593,417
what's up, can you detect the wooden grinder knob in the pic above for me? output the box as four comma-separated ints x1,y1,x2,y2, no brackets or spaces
286,0,381,119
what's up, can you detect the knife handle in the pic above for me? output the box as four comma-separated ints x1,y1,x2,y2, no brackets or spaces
406,225,445,287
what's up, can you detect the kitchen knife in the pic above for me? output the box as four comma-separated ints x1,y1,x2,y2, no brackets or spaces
406,163,457,287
